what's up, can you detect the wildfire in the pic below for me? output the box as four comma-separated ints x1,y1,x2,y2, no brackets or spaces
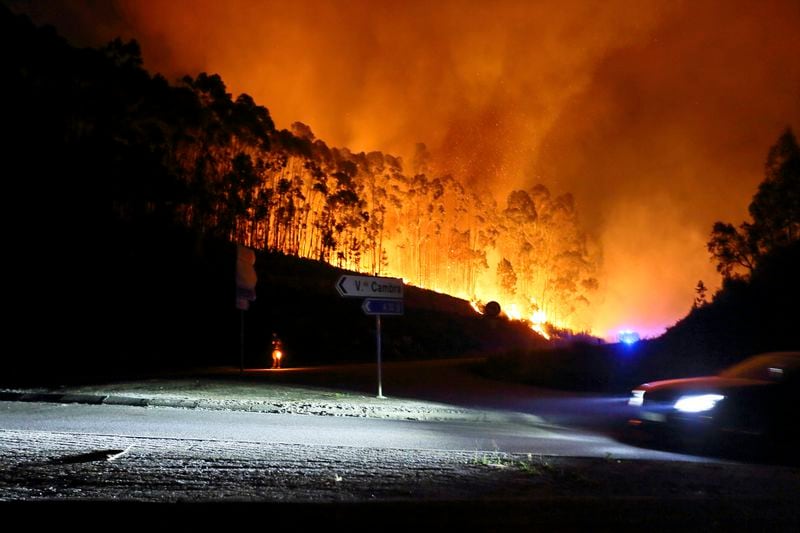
470,299,552,340
469,300,483,314
19,0,800,359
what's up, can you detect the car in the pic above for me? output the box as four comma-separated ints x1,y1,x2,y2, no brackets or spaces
627,351,800,453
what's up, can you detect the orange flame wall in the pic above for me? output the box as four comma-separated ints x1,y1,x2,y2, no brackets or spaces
19,0,800,339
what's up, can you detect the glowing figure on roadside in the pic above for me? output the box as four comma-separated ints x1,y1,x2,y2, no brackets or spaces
271,333,284,369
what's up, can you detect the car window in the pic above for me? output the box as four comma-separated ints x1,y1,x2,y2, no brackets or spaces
719,354,800,382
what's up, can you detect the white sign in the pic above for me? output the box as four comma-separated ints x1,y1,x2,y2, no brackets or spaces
336,275,403,299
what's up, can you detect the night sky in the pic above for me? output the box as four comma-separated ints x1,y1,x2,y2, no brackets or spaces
12,0,800,338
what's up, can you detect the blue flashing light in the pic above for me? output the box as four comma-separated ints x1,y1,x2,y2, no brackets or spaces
618,330,640,345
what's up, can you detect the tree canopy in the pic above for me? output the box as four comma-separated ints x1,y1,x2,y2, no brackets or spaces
708,128,800,279
1,5,599,332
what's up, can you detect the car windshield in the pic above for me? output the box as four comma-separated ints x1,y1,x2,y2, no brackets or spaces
719,353,800,381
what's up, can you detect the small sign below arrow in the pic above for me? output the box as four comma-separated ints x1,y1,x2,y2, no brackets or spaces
362,298,404,316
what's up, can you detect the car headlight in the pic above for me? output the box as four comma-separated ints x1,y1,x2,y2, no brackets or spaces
628,390,645,407
673,394,724,413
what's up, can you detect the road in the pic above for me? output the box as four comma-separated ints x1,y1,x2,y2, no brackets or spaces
0,401,704,461
3,357,798,528
3,397,799,529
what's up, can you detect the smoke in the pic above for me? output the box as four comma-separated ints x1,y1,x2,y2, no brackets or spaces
14,0,800,338
532,0,800,337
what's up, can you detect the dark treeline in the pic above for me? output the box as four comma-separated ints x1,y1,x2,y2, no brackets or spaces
4,6,795,386
1,5,598,337
652,127,800,374
1,7,550,380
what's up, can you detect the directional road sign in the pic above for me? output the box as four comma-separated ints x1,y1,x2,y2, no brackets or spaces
362,298,404,316
336,275,403,299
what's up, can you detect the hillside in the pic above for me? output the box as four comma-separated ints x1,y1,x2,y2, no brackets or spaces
0,5,549,384
7,216,547,384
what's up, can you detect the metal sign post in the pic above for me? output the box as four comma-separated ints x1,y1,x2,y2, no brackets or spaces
376,315,383,398
337,275,404,398
240,310,245,374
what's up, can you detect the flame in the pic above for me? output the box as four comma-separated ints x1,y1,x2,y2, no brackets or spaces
470,298,552,340
17,0,800,352
528,310,551,341
469,300,482,314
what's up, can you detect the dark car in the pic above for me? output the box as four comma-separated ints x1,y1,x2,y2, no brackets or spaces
627,351,800,452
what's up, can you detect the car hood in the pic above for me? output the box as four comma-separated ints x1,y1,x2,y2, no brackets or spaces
637,376,768,397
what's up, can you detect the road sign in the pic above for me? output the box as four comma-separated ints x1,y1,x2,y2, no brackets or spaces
336,275,403,299
236,245,257,310
336,275,404,399
362,298,404,316
236,286,257,310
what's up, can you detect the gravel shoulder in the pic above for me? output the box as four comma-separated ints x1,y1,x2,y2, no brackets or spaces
1,360,554,425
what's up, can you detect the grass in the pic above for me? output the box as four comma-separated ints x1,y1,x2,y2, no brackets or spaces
470,452,599,487
471,452,512,469
471,452,555,476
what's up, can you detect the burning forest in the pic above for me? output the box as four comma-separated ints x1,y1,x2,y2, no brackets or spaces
131,71,600,337
7,0,799,342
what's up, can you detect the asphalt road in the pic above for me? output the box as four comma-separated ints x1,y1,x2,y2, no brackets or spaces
0,401,706,461
4,396,799,529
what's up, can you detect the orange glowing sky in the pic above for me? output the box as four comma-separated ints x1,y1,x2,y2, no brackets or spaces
15,0,800,339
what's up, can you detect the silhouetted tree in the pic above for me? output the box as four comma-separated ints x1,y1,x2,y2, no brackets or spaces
709,128,800,279
497,258,517,298
750,128,800,251
693,280,708,309
708,222,757,279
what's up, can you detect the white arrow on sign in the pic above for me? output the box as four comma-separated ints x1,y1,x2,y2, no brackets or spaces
336,275,403,299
